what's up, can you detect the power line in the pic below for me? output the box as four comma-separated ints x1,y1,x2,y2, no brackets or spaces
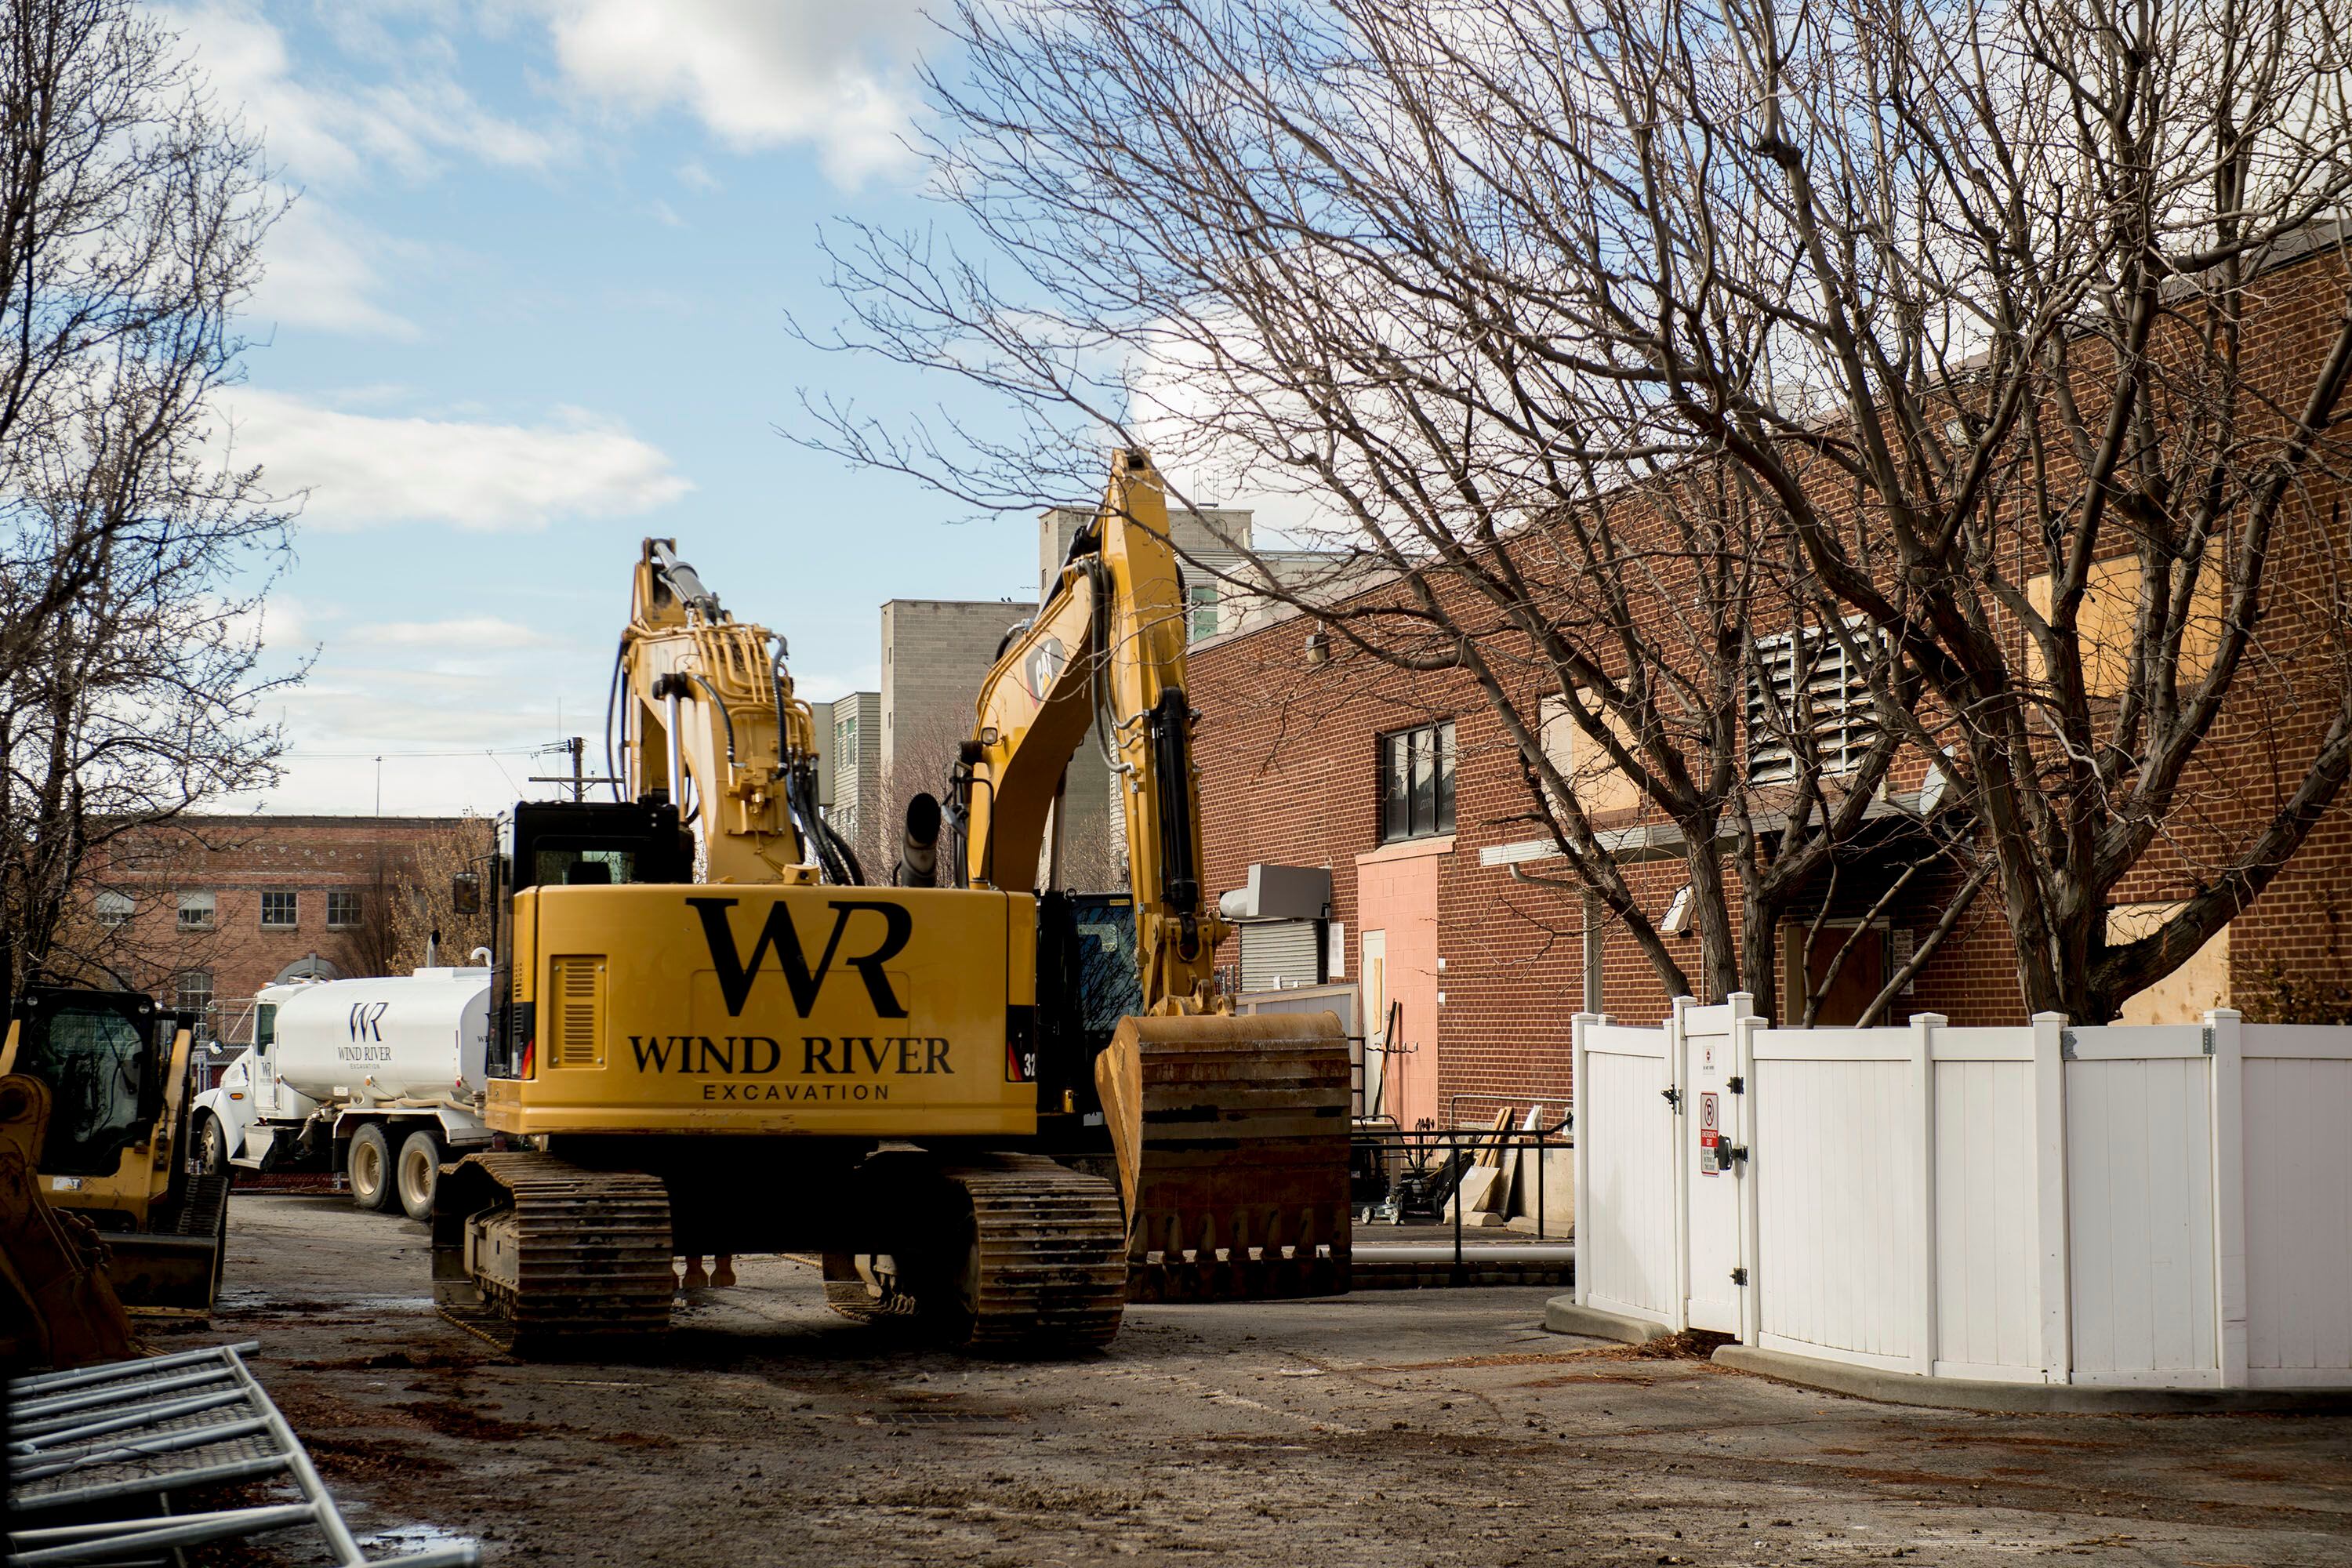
279,747,551,759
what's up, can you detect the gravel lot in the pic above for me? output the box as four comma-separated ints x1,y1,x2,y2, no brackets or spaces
192,1192,2352,1566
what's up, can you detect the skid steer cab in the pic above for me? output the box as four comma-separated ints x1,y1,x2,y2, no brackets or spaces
0,986,228,1314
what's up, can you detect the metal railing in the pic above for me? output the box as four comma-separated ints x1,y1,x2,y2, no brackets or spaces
1352,1119,1573,1283
8,1341,479,1566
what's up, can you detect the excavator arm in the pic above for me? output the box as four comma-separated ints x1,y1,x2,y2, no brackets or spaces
957,449,1221,1006
953,450,1352,1301
619,539,860,886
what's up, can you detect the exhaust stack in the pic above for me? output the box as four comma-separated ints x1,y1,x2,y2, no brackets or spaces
898,792,942,887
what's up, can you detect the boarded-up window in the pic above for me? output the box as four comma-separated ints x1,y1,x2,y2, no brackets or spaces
2025,556,2224,698
1538,695,1642,818
2107,901,2231,1024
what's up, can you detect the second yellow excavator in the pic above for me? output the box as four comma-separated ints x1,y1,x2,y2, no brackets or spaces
430,450,1347,1357
938,448,1351,1301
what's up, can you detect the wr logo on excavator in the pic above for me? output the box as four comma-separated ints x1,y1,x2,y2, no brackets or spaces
687,897,913,1018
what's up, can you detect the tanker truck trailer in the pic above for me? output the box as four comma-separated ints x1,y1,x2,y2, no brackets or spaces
194,967,493,1221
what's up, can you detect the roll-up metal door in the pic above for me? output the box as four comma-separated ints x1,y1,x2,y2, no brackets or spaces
1238,920,1321,992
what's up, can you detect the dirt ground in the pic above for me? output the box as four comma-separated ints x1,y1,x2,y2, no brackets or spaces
182,1192,2351,1566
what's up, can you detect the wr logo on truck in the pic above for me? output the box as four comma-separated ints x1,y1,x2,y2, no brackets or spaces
687,898,913,1018
348,1002,388,1041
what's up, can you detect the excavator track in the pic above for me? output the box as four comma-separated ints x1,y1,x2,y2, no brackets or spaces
950,1154,1127,1353
431,1152,673,1355
824,1152,1126,1353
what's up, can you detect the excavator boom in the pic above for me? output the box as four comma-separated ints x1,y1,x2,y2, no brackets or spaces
959,450,1352,1301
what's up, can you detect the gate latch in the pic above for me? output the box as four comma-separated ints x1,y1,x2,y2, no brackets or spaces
1661,1087,1682,1109
1730,1266,1749,1286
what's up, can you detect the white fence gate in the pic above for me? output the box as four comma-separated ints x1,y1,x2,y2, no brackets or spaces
1570,1018,1678,1327
1572,1002,2352,1390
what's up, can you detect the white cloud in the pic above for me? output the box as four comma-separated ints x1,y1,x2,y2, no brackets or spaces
162,1,558,185
246,201,419,339
217,389,692,532
526,0,927,186
677,159,721,192
651,198,685,229
348,616,553,648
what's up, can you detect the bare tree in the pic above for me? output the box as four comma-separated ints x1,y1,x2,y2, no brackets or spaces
789,0,1998,1022
0,0,294,1018
795,0,2352,1023
377,818,495,975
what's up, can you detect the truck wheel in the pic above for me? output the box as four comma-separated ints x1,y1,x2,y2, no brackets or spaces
396,1129,443,1223
348,1123,397,1212
196,1114,233,1183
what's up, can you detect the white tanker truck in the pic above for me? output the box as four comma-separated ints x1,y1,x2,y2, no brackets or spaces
193,967,494,1221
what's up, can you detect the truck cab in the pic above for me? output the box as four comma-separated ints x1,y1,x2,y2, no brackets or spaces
197,982,322,1170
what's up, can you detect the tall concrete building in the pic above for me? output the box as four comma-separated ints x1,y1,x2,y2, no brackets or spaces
879,599,1029,808
833,498,1327,891
826,691,880,863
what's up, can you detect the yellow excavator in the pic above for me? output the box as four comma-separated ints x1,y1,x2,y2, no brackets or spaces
430,449,1346,1355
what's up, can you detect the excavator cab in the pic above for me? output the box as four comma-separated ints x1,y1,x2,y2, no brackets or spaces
4,989,166,1183
485,800,687,1078
0,987,228,1316
1031,891,1143,1125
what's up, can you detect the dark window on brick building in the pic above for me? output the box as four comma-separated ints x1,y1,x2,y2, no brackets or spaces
260,891,298,929
327,889,361,928
1379,720,1457,842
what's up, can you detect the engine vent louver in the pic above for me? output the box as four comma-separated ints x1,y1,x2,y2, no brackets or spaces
549,955,607,1068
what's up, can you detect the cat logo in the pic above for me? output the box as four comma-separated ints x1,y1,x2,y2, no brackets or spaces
1023,635,1066,701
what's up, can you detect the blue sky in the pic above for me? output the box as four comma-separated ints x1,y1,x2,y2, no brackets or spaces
176,0,1051,815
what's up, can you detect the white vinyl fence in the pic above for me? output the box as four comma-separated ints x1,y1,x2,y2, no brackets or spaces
1572,1000,2352,1390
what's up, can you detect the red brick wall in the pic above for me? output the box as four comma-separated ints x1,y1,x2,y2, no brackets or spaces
1188,244,2352,1120
82,816,471,1043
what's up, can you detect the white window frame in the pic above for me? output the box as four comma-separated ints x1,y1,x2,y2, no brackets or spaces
1189,583,1220,641
326,888,362,929
95,889,134,927
173,969,214,1016
1744,622,1879,785
176,891,216,931
260,890,298,929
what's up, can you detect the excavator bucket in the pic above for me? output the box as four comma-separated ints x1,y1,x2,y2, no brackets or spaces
0,1075,139,1370
1094,1011,1352,1301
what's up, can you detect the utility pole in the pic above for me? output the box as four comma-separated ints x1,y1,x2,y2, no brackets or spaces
530,737,615,803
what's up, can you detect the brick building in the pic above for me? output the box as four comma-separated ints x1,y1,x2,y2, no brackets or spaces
1187,241,2352,1131
78,815,469,1044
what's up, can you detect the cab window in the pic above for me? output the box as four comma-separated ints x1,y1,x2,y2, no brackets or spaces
532,846,641,888
15,1004,151,1175
256,1003,277,1049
